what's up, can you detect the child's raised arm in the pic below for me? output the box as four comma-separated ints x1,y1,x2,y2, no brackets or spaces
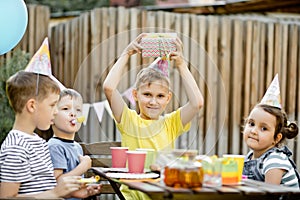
103,34,145,123
169,37,204,126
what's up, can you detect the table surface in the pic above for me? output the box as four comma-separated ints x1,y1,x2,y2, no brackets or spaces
92,167,300,200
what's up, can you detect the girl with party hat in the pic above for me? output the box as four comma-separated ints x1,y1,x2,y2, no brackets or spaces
243,74,300,188
103,33,204,200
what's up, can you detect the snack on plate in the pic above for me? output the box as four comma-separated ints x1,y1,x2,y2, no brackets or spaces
79,175,100,183
141,33,177,58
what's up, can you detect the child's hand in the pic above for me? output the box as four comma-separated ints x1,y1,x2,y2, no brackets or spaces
71,183,102,198
150,164,161,172
169,37,185,67
86,183,102,196
54,176,82,197
122,33,146,56
79,155,92,170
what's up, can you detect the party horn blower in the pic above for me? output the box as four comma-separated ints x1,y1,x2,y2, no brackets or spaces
71,116,85,125
79,175,100,183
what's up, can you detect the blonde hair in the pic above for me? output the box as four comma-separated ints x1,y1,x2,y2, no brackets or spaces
134,67,170,90
59,88,83,103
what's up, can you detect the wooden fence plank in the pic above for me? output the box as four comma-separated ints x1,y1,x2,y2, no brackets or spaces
128,8,140,109
297,26,300,166
197,15,207,154
173,13,182,149
281,22,288,109
218,16,231,155
285,23,298,154
204,16,219,155
231,19,243,154
250,20,260,108
258,21,266,100
266,22,275,86
274,22,282,76
63,22,71,87
190,14,201,151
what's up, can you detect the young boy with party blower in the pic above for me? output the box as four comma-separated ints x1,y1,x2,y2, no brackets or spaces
0,46,86,198
103,33,204,199
48,88,101,200
0,38,100,198
243,74,300,188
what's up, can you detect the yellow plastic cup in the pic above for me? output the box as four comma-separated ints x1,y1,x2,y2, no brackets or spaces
222,154,245,182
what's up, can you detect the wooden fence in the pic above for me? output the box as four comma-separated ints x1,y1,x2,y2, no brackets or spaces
1,5,300,166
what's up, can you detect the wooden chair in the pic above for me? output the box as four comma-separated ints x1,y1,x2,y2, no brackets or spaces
79,141,124,200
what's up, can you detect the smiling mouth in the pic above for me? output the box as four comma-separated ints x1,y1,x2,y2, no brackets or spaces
147,106,159,110
248,136,258,141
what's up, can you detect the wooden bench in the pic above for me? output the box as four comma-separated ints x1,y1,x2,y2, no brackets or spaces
79,141,124,200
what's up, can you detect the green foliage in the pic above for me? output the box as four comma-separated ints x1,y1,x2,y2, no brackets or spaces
0,50,30,144
24,0,156,14
24,0,110,13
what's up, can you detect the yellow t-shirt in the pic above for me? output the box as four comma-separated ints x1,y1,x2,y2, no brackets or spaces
116,105,191,151
116,105,191,200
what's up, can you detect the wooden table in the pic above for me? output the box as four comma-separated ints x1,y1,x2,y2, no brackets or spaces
92,167,300,200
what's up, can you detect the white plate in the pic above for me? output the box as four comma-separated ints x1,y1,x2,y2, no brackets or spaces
99,167,128,173
105,172,159,179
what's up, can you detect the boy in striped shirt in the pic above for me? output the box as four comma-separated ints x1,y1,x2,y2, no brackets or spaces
0,71,85,198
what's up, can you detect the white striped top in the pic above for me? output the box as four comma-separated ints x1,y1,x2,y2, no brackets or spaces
0,130,57,194
263,151,299,188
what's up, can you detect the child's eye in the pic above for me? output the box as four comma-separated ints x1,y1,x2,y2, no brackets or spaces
77,109,82,112
261,127,268,131
248,121,255,127
62,107,69,110
143,93,151,97
158,94,165,98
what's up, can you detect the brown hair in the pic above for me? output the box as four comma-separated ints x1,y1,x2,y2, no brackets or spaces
134,67,170,90
256,104,298,146
6,70,60,113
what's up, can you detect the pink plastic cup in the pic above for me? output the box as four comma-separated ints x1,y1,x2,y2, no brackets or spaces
126,151,146,173
110,147,129,168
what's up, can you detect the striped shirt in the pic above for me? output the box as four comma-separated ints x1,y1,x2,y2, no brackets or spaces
0,130,57,194
262,150,299,188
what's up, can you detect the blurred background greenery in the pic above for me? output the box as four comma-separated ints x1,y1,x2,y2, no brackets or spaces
24,0,156,16
0,50,30,144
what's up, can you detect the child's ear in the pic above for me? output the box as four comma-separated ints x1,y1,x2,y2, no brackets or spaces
275,133,283,144
26,98,36,113
166,91,172,103
132,88,138,101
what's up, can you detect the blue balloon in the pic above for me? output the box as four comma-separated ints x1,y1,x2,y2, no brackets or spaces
0,0,28,55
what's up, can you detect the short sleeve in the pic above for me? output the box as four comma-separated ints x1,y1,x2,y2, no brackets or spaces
0,145,32,182
48,144,68,171
263,152,292,174
165,108,191,137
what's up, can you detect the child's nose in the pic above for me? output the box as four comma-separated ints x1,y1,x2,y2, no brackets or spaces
149,97,157,104
69,110,77,117
250,126,258,134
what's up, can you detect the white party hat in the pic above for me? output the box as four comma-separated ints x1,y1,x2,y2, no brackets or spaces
25,37,52,76
260,74,281,109
25,37,66,91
